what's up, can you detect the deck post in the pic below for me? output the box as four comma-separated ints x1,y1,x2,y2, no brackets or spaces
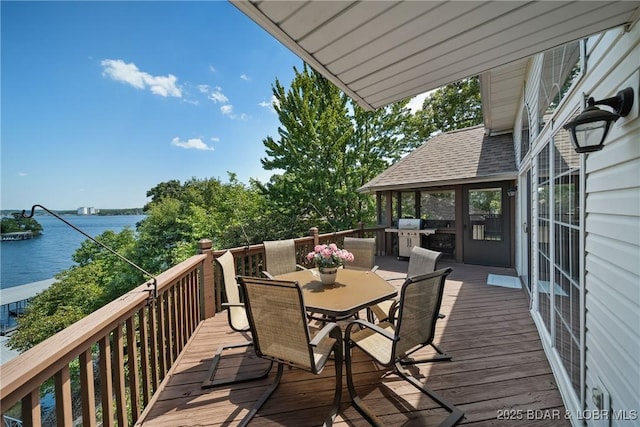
198,239,216,319
309,227,319,247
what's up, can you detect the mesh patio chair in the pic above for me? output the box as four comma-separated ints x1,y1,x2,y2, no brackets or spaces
345,268,464,427
236,276,343,427
202,251,273,388
262,239,307,278
367,247,450,362
368,246,441,322
343,236,379,272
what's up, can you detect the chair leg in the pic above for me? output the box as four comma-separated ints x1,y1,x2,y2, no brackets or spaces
238,363,285,427
399,343,452,365
202,341,273,388
324,328,343,427
394,362,464,427
345,338,384,426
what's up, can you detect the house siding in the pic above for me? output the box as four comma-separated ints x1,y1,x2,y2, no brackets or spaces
582,23,640,426
519,23,640,426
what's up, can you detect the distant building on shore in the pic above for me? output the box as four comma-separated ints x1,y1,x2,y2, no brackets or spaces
77,207,99,215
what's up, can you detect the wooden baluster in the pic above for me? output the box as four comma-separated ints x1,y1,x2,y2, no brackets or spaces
149,299,159,392
138,306,152,406
113,326,127,427
22,388,41,427
99,335,114,427
79,349,97,427
126,316,141,422
55,365,73,426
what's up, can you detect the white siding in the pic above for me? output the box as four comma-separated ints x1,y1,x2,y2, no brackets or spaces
519,23,640,426
578,25,640,426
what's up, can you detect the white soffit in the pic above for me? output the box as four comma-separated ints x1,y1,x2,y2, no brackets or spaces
231,0,639,112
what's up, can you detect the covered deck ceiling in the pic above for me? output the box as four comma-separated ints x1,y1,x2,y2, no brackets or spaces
231,0,639,134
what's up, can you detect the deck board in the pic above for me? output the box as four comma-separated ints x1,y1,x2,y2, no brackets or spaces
136,258,570,426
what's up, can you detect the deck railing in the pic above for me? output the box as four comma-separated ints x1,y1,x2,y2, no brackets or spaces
209,225,385,312
0,224,385,426
0,255,209,426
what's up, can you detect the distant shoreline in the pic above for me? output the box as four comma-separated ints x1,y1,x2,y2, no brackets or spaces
1,208,145,217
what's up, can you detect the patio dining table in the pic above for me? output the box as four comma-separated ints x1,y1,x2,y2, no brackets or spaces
274,268,397,321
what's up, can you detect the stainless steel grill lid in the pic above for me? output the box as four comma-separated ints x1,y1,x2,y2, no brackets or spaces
397,218,422,229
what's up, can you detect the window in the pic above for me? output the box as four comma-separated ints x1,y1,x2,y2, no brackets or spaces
535,131,582,397
552,132,581,394
537,143,551,334
520,103,531,162
537,41,581,132
399,192,416,218
420,190,455,228
468,188,502,241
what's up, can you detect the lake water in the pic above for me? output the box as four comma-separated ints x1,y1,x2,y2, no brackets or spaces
0,215,146,289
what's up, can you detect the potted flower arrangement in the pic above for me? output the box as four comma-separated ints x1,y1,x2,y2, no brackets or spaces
306,243,354,285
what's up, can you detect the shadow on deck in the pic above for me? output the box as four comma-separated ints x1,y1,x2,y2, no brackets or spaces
136,257,568,426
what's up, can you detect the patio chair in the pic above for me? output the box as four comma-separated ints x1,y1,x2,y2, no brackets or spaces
343,236,379,272
262,239,307,278
367,247,450,362
236,276,343,427
368,246,441,323
202,251,273,388
344,268,464,427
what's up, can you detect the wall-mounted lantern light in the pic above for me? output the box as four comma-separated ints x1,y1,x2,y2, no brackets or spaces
507,187,517,197
563,87,635,153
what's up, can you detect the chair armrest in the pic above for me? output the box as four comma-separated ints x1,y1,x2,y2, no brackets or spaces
309,322,341,347
261,270,275,279
345,319,397,342
371,265,379,273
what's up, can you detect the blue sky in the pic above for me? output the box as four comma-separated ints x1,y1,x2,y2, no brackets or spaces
1,1,427,211
1,1,305,210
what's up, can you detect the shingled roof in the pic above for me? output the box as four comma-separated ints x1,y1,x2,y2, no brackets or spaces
359,125,517,193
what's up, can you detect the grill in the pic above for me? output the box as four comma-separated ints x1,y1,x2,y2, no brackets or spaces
385,219,436,258
398,218,422,229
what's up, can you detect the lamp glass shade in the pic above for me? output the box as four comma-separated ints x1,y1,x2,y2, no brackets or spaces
570,120,610,153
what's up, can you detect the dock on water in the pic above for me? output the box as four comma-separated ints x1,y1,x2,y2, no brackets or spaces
0,279,55,336
1,231,34,241
1,279,55,365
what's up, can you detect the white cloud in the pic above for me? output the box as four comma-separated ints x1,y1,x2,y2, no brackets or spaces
220,105,248,121
209,65,216,73
18,172,27,177
259,95,278,113
101,59,182,98
197,84,210,93
240,74,250,81
171,137,214,151
407,91,433,113
209,87,229,103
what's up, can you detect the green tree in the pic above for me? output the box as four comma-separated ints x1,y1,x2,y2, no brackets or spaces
8,228,139,351
1,213,43,235
144,179,183,211
411,77,482,140
260,64,420,234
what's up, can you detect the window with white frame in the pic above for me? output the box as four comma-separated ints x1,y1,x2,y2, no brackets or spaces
535,128,582,397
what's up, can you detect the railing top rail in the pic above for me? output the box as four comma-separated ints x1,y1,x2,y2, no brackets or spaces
0,253,207,409
210,227,385,257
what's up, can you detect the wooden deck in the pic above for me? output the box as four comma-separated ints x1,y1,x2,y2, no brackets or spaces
136,258,569,426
